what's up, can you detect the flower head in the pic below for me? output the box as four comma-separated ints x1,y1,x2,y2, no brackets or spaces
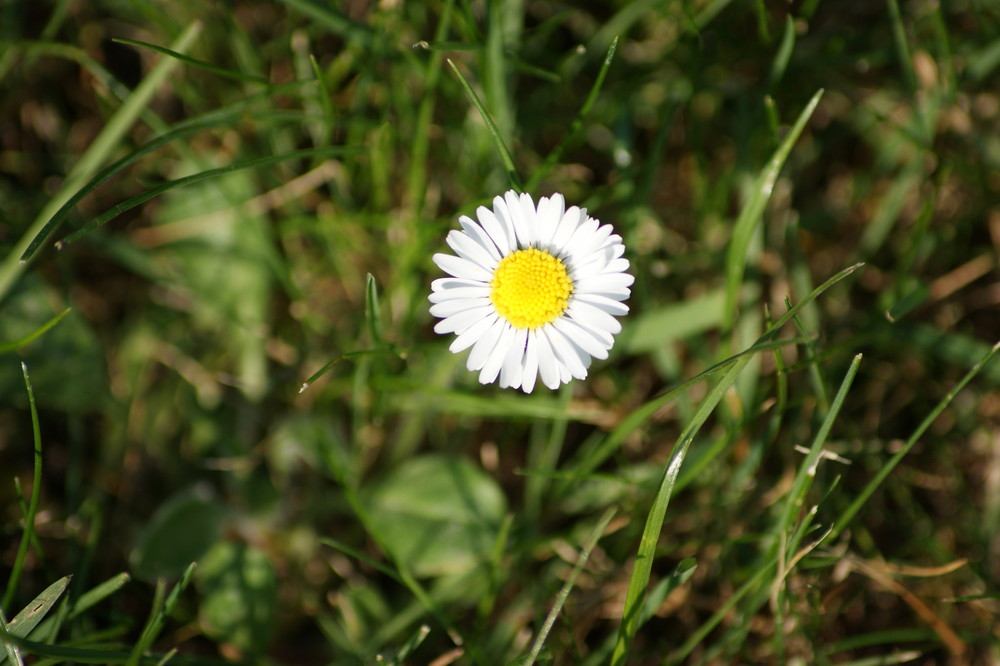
429,190,633,393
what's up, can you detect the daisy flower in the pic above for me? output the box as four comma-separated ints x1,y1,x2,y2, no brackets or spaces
429,190,633,393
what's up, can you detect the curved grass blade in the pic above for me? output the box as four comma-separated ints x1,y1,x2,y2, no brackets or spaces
0,21,202,304
830,340,1000,540
20,82,319,261
447,58,521,191
607,262,864,666
722,89,824,337
126,563,196,666
0,309,70,353
112,37,267,84
610,345,755,666
60,146,361,246
22,116,235,261
299,345,405,393
525,36,618,192
522,507,616,666
1,364,45,612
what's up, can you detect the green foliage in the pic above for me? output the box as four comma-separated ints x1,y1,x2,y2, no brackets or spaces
2,0,1000,664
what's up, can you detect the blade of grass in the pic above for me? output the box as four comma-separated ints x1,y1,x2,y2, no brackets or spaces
666,553,779,664
767,15,796,90
447,58,521,190
125,563,196,666
610,345,755,666
365,273,384,345
0,20,202,304
60,146,361,245
0,577,70,666
112,37,267,84
564,262,862,486
606,263,863,664
67,574,131,620
2,364,44,612
769,354,863,660
524,36,619,192
830,340,1000,540
722,89,824,338
522,507,616,666
405,0,454,216
0,309,70,353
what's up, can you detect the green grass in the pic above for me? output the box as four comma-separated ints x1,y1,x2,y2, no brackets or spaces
2,1,1000,664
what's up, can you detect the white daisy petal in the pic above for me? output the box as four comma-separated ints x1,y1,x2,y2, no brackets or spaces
491,196,520,251
458,215,503,262
434,305,494,335
543,325,588,380
575,293,630,316
549,205,585,254
429,285,491,304
567,300,622,335
552,316,610,360
479,323,517,385
532,329,561,390
536,193,565,248
430,190,632,391
447,230,498,270
501,190,531,248
521,332,539,393
563,216,601,258
431,277,490,292
450,313,498,353
500,327,528,389
466,317,506,370
476,205,512,256
433,253,493,282
429,297,492,318
575,272,635,293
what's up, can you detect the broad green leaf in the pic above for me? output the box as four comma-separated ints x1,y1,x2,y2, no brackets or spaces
195,542,277,655
130,487,227,580
364,455,507,578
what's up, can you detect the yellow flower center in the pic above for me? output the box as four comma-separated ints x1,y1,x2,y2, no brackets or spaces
490,248,573,329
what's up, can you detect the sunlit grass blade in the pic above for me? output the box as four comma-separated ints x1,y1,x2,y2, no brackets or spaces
524,36,618,192
522,507,615,666
1,364,44,613
566,264,861,485
60,145,361,246
112,37,267,84
831,340,1000,540
0,309,70,353
722,89,824,337
0,21,201,304
610,346,755,666
447,58,521,190
608,262,863,665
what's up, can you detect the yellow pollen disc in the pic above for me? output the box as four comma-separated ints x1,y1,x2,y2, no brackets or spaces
490,248,573,329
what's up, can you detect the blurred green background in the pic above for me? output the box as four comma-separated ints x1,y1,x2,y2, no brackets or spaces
1,0,999,664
